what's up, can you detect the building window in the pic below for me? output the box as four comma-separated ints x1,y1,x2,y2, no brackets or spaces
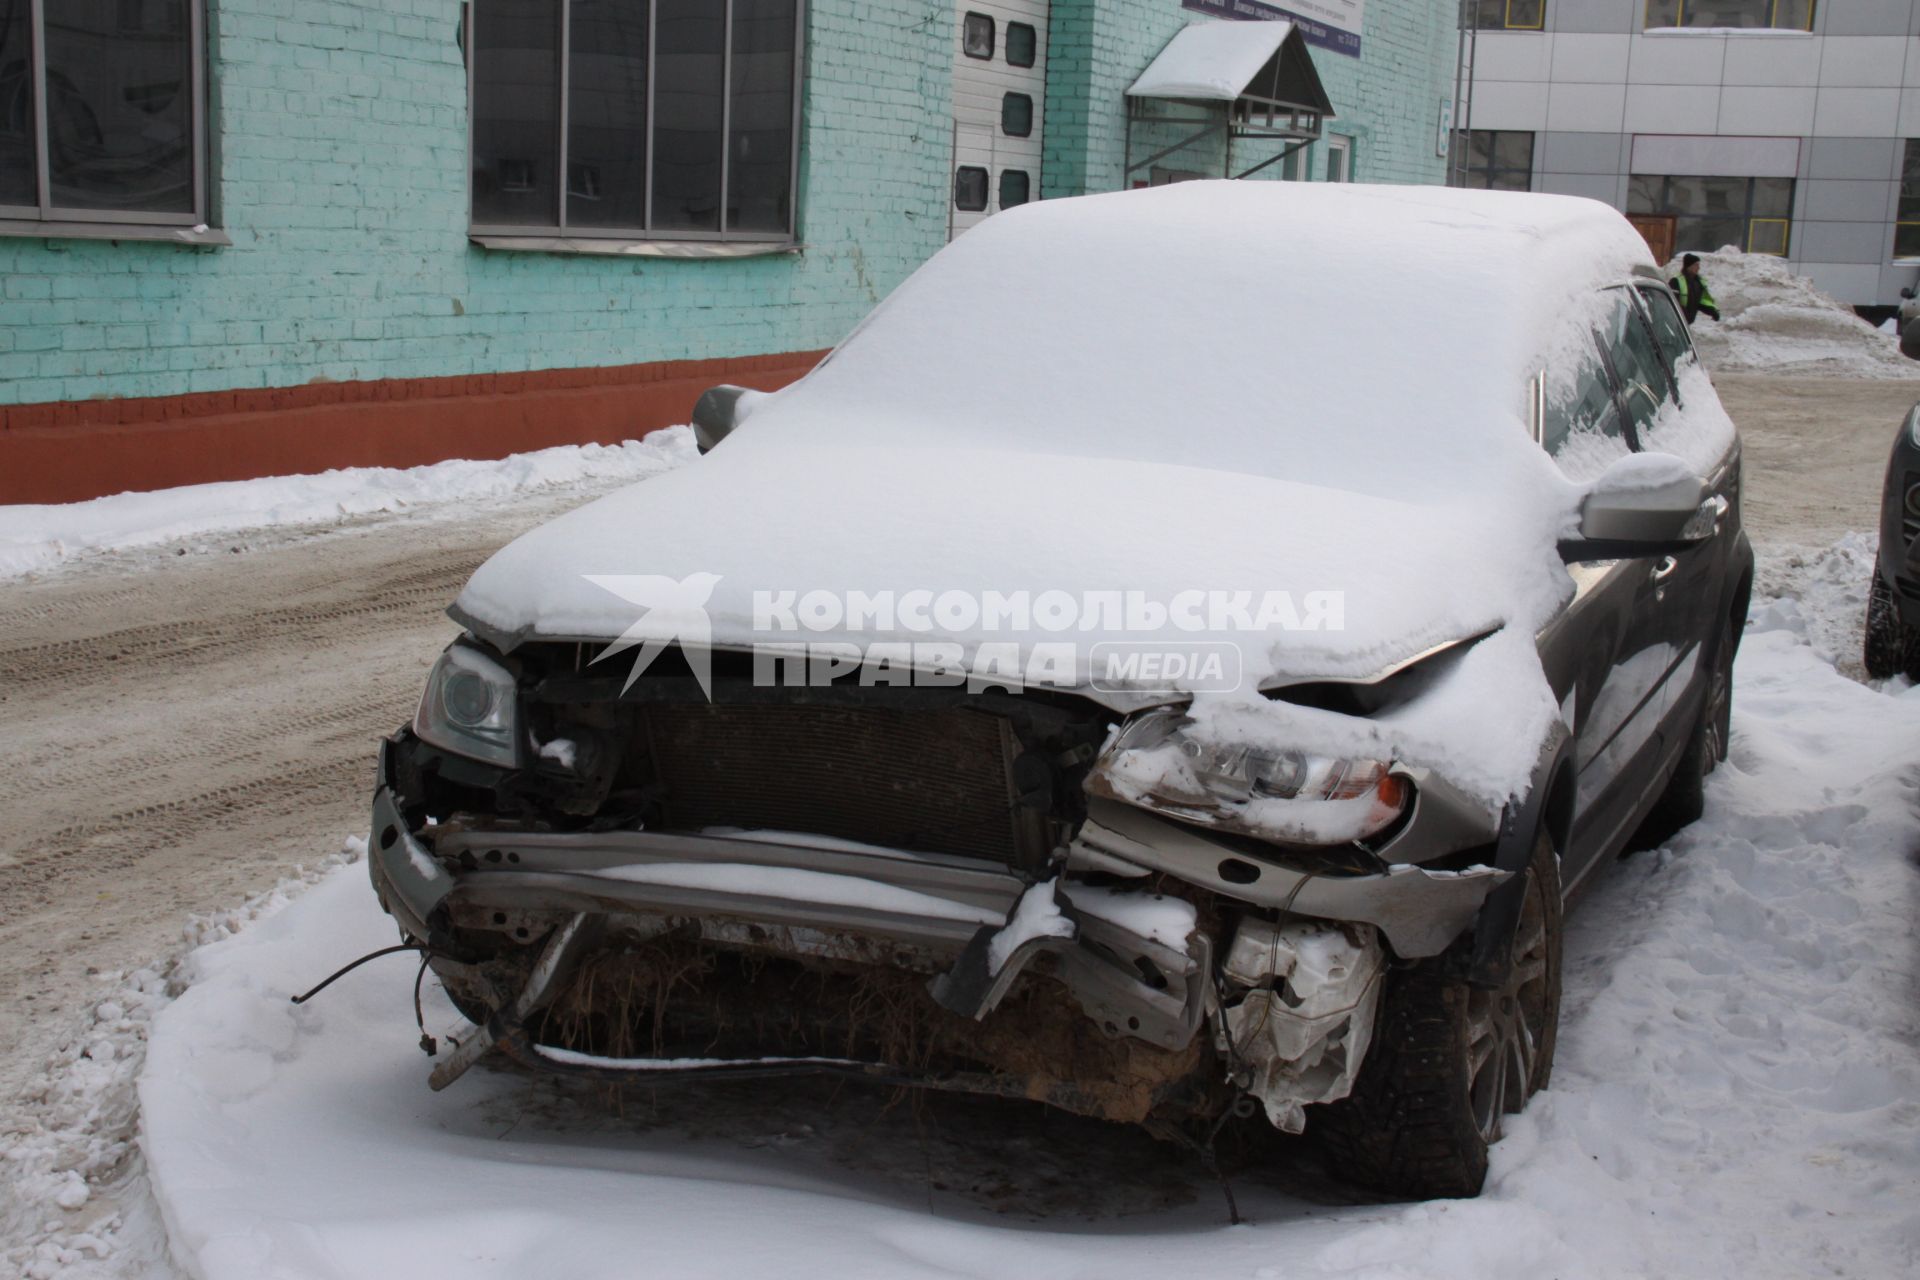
1453,130,1534,191
1006,22,1036,68
1645,1,1814,31
1326,136,1353,182
1474,1,1546,29
470,0,803,241
963,12,994,59
999,169,1029,208
1628,174,1794,256
954,165,988,211
0,0,209,232
1001,93,1032,138
1897,141,1920,260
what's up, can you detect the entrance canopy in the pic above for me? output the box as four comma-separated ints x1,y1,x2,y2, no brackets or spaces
1124,21,1333,182
1128,21,1333,119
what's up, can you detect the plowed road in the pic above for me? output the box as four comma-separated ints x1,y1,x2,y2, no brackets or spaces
1,373,1912,1101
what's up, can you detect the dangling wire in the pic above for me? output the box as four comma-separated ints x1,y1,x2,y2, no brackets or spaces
288,943,425,1005
413,952,439,1057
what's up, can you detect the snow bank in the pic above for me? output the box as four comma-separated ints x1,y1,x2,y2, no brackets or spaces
1665,249,1920,378
0,842,366,1280
0,429,697,580
121,546,1919,1280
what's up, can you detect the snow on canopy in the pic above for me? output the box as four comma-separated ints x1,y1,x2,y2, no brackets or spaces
1127,20,1319,105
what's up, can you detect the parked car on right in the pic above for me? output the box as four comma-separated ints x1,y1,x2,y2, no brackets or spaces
1865,403,1920,677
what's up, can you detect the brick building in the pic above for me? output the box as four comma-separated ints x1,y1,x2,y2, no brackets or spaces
0,0,1455,503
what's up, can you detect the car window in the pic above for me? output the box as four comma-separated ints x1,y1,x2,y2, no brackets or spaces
1542,335,1628,468
1600,289,1673,442
1636,285,1694,375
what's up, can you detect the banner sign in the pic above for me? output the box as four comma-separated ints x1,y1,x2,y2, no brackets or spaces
1180,0,1365,58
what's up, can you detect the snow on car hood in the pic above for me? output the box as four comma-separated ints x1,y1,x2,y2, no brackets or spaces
456,182,1660,803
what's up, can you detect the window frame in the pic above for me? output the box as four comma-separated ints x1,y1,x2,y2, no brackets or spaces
0,0,216,240
1452,129,1534,192
1627,173,1794,258
1895,139,1920,260
1644,1,1816,32
962,12,994,60
467,0,808,247
1474,1,1546,31
998,168,1029,209
1001,92,1032,138
1325,134,1353,183
1005,21,1036,68
954,165,988,212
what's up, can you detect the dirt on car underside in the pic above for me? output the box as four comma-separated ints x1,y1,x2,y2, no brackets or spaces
439,929,1225,1127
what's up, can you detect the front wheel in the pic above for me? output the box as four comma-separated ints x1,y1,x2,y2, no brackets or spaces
1313,828,1562,1199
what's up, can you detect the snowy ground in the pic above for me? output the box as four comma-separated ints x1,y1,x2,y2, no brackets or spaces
4,537,1914,1280
0,432,697,581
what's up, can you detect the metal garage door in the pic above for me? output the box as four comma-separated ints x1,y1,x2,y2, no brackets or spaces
949,2,1046,238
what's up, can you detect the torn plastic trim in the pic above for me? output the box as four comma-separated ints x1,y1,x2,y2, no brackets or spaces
1071,798,1507,958
1216,917,1386,1133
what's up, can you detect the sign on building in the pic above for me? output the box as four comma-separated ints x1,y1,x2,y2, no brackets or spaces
1180,0,1364,58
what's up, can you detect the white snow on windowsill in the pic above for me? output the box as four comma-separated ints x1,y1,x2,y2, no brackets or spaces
1642,26,1811,37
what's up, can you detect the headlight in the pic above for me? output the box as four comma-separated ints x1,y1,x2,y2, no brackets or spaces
414,643,520,768
1086,708,1408,845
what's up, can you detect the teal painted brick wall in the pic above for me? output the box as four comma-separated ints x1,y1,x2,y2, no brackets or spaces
0,0,1453,411
0,0,951,407
1043,1,1455,197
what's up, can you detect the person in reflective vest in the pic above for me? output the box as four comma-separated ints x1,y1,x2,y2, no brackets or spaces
1669,253,1721,325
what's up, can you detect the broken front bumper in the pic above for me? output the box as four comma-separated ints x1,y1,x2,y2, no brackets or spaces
369,735,1507,1122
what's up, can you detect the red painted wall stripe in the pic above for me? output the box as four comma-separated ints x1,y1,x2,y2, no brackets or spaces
0,351,827,505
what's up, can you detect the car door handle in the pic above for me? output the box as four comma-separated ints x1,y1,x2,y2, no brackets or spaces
1650,556,1679,582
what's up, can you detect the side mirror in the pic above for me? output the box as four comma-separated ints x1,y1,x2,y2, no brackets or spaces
691,384,763,454
1560,453,1723,562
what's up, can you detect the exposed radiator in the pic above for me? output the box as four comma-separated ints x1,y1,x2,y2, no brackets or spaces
640,702,1040,864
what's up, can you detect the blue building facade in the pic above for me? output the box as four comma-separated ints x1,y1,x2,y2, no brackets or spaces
0,0,1456,501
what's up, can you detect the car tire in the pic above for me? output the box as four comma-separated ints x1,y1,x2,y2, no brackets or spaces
1864,573,1920,680
1902,318,1920,362
1313,826,1562,1200
1635,611,1737,845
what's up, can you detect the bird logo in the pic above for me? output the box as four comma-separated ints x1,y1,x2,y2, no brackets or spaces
582,572,723,699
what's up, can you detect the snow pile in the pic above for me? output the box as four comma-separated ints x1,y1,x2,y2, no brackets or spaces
1664,249,1920,378
0,841,367,1280
108,544,1920,1280
0,429,697,580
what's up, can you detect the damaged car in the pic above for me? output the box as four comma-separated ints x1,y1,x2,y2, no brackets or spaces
366,182,1751,1199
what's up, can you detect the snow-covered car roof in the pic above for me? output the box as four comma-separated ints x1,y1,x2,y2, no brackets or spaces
772,180,1654,498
